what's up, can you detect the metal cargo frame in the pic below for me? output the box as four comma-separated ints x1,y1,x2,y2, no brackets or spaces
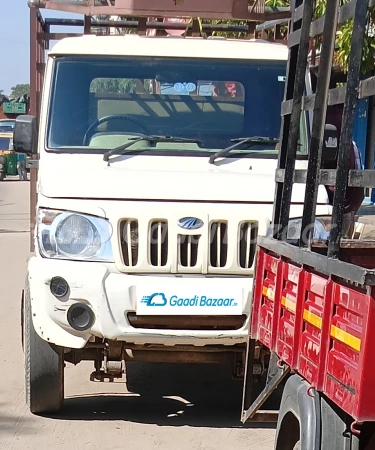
29,0,290,21
242,0,375,425
272,0,375,256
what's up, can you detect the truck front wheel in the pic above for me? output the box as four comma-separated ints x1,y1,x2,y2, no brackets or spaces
24,280,64,414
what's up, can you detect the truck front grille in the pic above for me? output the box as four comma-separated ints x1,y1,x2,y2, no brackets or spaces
118,216,258,274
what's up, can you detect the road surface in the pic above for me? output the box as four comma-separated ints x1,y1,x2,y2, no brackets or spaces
0,179,276,450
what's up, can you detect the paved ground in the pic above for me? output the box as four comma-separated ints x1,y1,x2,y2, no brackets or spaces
0,179,276,449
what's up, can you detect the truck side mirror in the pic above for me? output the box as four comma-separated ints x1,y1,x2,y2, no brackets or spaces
13,115,38,155
322,124,338,163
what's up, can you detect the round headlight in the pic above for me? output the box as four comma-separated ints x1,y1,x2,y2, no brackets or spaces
55,214,101,257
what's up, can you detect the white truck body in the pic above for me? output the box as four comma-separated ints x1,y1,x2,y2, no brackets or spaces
29,34,331,350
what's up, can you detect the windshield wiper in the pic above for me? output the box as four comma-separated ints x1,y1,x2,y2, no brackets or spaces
208,136,279,164
103,135,201,162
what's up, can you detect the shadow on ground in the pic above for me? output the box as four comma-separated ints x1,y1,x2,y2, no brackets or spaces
0,402,32,438
56,363,278,429
0,229,28,233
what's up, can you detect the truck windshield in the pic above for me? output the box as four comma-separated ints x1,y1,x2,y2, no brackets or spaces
47,57,307,157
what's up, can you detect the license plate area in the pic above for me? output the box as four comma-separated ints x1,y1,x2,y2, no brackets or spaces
127,313,247,330
136,287,243,316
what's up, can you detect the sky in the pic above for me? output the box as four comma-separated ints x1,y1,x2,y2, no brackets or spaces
0,0,82,95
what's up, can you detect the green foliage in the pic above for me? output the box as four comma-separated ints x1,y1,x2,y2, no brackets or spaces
361,31,375,74
11,84,30,98
90,78,137,94
265,0,375,74
313,0,375,73
334,14,375,74
265,0,288,6
94,1,375,75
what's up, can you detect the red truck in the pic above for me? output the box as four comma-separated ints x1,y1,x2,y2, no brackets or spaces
241,0,375,449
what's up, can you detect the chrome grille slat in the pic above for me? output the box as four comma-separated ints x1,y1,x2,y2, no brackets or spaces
120,219,139,267
239,222,258,269
126,222,132,266
210,221,228,268
216,223,221,267
179,234,200,267
158,222,162,267
150,220,168,267
187,236,192,267
245,224,252,269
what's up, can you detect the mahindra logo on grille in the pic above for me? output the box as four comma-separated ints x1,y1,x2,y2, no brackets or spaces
178,217,204,230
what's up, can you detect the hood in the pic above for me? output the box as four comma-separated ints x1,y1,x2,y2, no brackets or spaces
39,153,329,204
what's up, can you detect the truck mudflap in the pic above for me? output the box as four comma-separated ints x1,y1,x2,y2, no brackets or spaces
275,374,360,450
275,374,320,450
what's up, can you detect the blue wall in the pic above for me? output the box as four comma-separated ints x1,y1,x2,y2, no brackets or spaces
353,97,368,167
352,94,375,204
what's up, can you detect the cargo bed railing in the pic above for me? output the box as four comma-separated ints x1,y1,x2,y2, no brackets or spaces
272,0,375,257
39,17,290,44
242,0,375,424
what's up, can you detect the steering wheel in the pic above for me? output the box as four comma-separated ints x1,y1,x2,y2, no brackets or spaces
83,114,149,146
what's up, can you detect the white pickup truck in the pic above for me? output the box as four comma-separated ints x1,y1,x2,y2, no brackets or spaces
15,32,331,414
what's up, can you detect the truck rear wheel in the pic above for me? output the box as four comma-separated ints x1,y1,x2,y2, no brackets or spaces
24,280,64,414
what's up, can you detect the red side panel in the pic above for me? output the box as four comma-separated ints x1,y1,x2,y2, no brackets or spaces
356,287,375,421
298,273,331,390
251,248,281,350
324,283,369,420
275,262,303,367
251,246,375,421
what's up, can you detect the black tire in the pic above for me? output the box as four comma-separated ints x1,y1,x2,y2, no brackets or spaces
24,280,64,414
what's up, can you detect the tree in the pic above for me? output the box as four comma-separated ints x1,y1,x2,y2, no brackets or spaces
203,1,375,74
264,0,287,5
264,0,375,74
11,84,30,98
90,78,137,94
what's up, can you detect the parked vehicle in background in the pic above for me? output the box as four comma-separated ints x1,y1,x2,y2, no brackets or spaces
0,127,14,180
0,132,12,152
0,155,6,181
0,118,14,152
17,153,28,181
0,119,16,133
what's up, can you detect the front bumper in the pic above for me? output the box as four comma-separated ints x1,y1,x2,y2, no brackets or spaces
28,257,253,349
